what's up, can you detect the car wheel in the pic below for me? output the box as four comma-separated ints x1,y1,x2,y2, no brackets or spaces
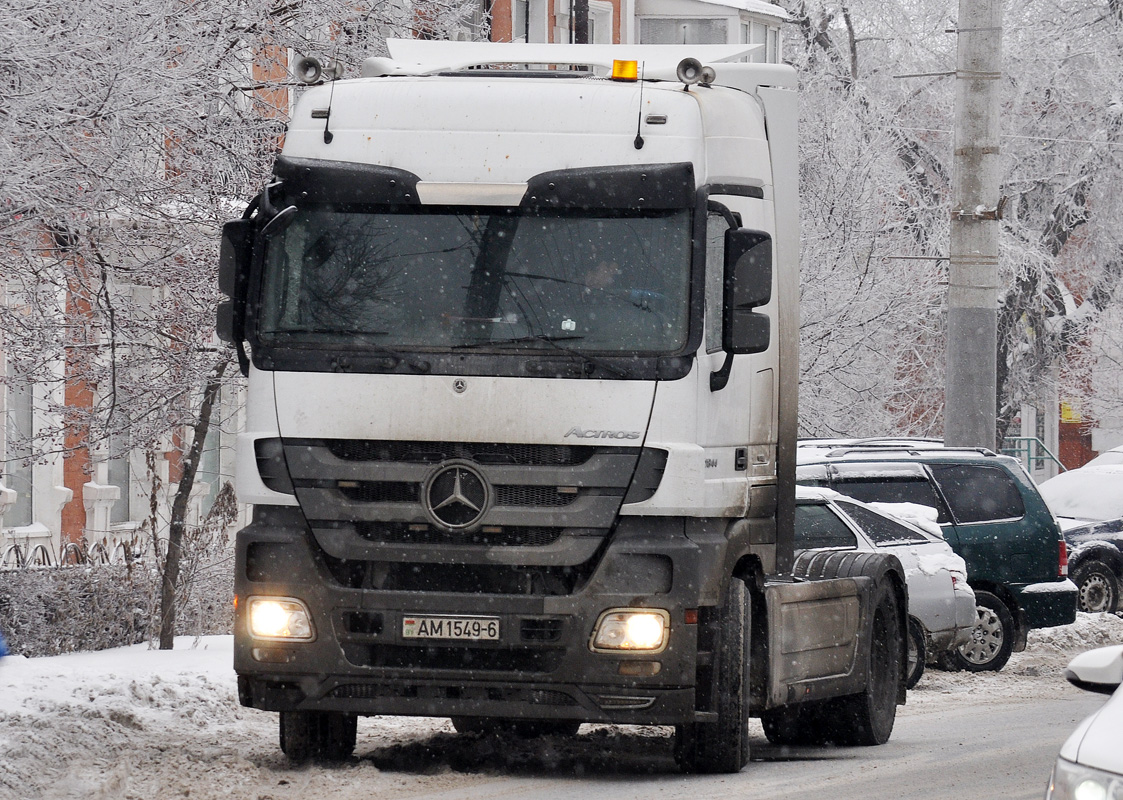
906,616,926,690
948,591,1015,672
674,577,750,773
279,711,357,761
1071,561,1120,614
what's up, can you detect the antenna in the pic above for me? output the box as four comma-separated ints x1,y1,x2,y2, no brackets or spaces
633,62,645,150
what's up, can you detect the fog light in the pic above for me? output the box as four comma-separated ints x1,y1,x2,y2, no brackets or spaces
248,597,315,641
591,609,669,653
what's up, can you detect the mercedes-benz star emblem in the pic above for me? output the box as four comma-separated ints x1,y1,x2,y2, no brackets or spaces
453,379,467,394
423,461,490,531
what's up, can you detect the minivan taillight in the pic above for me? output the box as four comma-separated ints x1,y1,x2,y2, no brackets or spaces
1058,539,1068,578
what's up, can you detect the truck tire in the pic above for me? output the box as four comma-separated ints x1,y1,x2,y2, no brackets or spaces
819,580,902,746
906,616,926,690
450,717,581,737
674,577,750,774
945,590,1015,672
1071,560,1120,614
279,710,357,761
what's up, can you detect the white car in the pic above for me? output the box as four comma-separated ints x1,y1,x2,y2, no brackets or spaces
1045,645,1123,799
795,487,977,688
1084,445,1123,469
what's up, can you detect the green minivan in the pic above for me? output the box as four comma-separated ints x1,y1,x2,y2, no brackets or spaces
797,441,1077,672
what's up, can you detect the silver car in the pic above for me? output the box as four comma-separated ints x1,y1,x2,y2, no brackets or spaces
796,487,978,688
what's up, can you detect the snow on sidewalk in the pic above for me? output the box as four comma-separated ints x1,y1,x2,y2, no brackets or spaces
0,615,1120,799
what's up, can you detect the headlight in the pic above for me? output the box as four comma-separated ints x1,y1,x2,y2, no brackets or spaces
248,597,315,641
590,609,670,653
1047,757,1123,800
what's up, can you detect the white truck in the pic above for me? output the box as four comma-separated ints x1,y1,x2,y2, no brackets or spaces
218,40,907,773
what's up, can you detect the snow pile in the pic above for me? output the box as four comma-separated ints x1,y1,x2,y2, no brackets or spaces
1028,612,1123,653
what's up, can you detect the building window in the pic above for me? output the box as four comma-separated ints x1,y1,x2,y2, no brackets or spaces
3,363,33,528
589,0,613,43
750,21,767,63
107,431,131,526
514,0,528,42
639,18,727,45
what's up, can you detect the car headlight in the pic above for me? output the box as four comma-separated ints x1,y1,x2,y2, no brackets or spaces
590,609,670,653
1047,757,1123,800
248,596,315,641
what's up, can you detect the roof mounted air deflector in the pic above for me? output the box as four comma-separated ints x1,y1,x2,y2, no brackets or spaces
364,40,760,80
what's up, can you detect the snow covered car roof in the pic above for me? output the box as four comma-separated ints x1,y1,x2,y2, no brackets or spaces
1039,465,1123,523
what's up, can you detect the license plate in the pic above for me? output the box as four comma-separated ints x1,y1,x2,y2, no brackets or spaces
402,615,500,641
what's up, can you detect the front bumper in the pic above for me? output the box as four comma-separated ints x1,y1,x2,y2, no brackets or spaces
1014,579,1078,629
233,510,751,725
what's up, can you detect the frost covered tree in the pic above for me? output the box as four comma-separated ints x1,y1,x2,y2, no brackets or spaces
0,0,483,647
785,0,1123,444
785,1,952,437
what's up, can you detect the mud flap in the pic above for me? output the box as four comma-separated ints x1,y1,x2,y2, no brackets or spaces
764,576,872,707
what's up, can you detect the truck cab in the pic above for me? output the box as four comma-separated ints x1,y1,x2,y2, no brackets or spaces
220,41,906,773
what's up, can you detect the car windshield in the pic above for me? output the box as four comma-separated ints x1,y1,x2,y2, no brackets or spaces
257,205,692,354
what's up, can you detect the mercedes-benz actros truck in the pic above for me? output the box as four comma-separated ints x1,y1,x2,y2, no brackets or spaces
218,40,907,773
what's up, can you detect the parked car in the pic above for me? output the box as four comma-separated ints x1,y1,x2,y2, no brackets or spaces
1084,445,1123,469
797,440,1077,673
1044,645,1123,799
794,487,977,688
1038,465,1123,613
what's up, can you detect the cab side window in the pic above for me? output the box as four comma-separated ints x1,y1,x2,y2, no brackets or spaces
705,210,729,353
929,464,1025,523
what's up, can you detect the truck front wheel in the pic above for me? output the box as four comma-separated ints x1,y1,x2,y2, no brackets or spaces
279,710,357,762
674,577,750,774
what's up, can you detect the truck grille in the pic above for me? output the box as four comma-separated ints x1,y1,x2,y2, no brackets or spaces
326,440,594,466
356,523,563,547
284,438,642,594
337,483,577,509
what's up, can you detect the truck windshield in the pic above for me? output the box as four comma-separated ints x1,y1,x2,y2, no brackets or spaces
256,205,692,354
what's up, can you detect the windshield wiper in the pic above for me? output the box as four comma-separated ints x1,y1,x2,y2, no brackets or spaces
455,334,630,378
454,334,585,348
266,329,430,373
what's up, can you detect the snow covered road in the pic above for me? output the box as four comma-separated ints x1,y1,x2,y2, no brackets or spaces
1,613,1119,800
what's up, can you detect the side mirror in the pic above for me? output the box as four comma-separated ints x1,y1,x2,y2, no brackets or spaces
722,229,773,354
1064,645,1123,696
216,301,235,344
219,219,254,300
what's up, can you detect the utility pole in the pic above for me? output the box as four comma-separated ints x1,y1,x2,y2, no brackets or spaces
945,0,1003,449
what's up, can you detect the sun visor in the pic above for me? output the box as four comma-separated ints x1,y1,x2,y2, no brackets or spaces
272,156,421,205
522,162,695,210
